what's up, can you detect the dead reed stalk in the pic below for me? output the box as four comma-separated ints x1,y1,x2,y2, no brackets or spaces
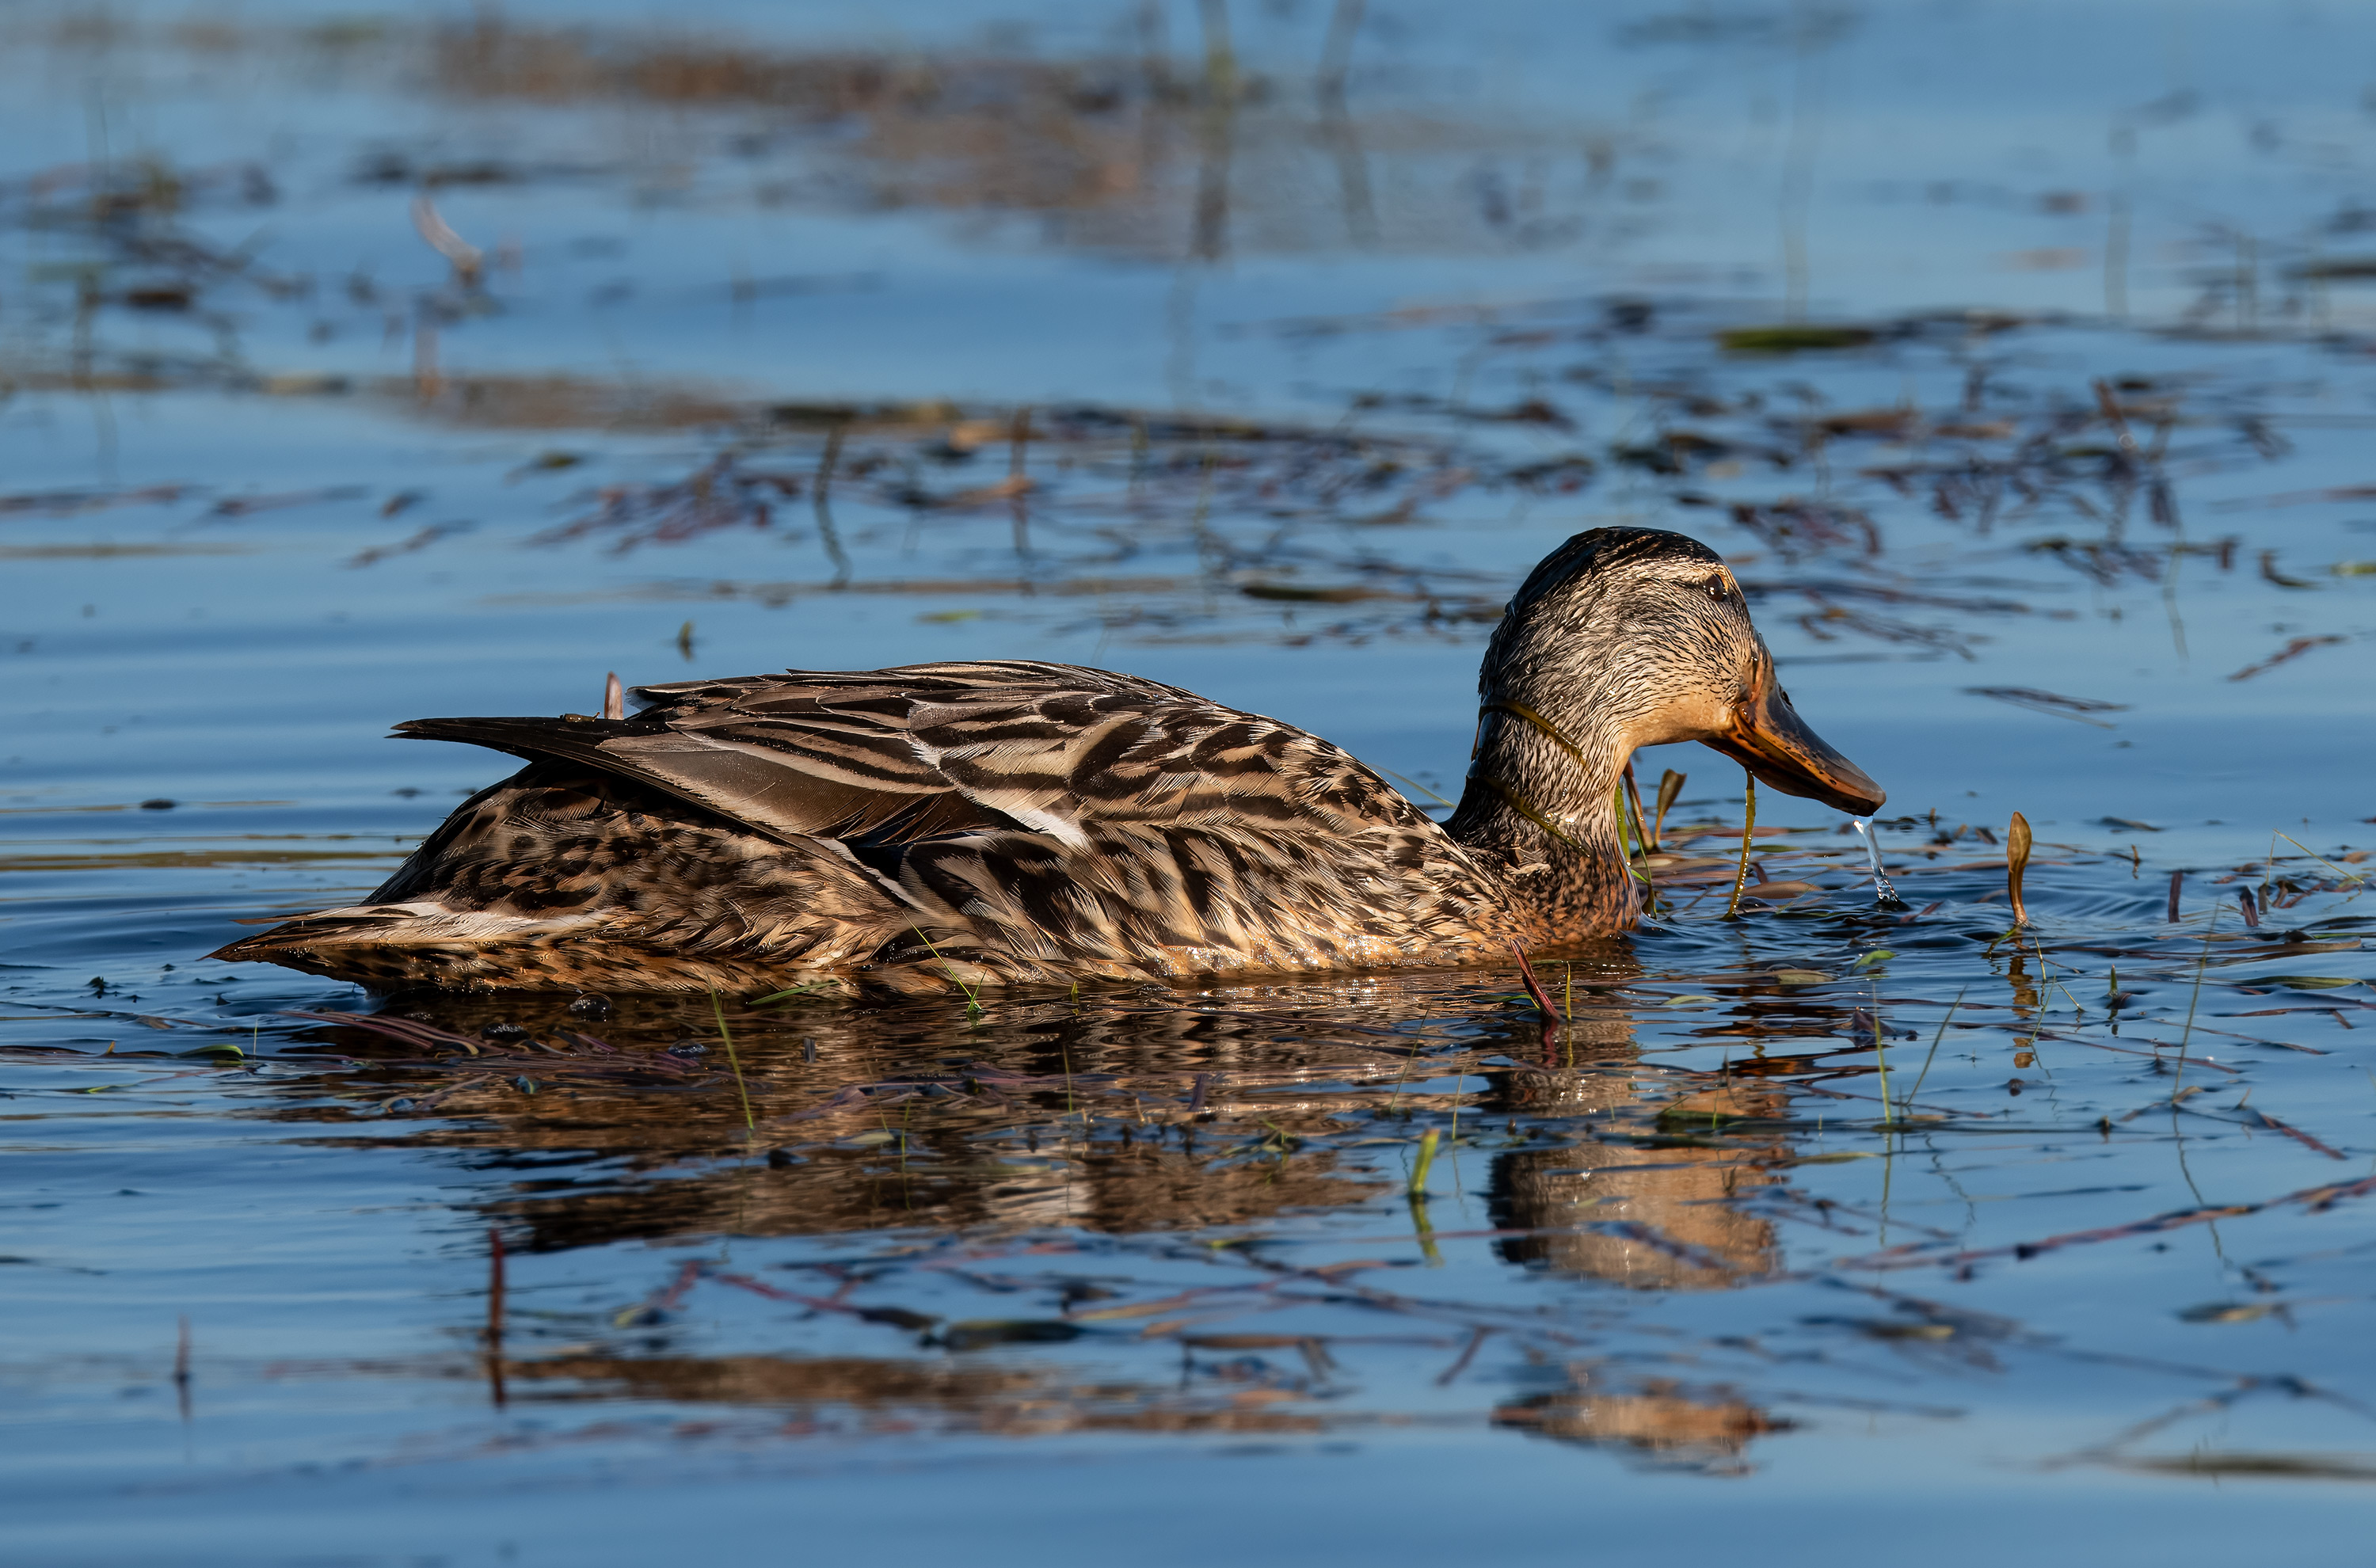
2006,811,2032,924
1651,768,1686,851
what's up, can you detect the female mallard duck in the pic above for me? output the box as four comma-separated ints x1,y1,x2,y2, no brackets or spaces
213,527,1881,993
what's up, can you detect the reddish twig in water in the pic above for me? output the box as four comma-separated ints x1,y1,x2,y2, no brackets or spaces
1838,1168,2376,1273
485,1225,507,1410
609,1259,706,1330
2091,377,2141,458
174,1315,192,1423
2226,634,2344,683
2028,1028,2239,1075
1508,943,1563,1026
1509,942,1564,1061
1594,1220,1743,1275
282,1009,482,1054
705,1269,934,1323
2242,1108,2347,1161
1435,1325,1494,1387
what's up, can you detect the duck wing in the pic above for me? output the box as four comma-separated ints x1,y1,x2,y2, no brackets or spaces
394,659,1432,851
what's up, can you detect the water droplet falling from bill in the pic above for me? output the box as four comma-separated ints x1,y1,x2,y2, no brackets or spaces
1853,816,1910,911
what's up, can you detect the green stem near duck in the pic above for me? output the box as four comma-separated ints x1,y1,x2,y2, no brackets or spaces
211,527,1883,993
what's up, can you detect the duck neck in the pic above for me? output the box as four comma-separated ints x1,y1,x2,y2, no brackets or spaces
1445,696,1640,938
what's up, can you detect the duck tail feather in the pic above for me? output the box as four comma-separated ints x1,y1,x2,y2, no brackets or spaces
391,715,633,768
207,911,408,963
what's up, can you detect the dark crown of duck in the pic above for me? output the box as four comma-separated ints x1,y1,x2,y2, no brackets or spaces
211,525,1883,993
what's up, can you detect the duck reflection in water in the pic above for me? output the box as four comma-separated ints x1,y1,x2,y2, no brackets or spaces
501,1351,1334,1442
280,961,1795,1474
1487,1007,1789,1292
1494,1375,1788,1476
1478,1006,1794,1473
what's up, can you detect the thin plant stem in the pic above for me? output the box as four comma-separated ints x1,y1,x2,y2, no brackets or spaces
1871,1002,1892,1127
1407,1127,1439,1197
1620,762,1653,892
711,990,756,1135
1904,987,1966,1110
1378,766,1454,809
1384,1037,1420,1113
2168,908,2222,1229
2172,902,2219,1091
1878,1138,1893,1246
1407,1189,1442,1266
2026,931,2077,1042
752,979,840,1005
1725,773,1758,918
911,926,984,1015
2274,832,2369,889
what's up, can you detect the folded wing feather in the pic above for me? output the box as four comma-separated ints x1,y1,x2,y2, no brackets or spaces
396,660,1427,852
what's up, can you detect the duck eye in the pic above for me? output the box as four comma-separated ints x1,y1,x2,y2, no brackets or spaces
1704,577,1731,603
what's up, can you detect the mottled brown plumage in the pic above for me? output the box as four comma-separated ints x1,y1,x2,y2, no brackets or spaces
213,527,1883,992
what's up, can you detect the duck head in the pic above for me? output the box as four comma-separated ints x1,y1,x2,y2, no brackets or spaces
1475,526,1884,815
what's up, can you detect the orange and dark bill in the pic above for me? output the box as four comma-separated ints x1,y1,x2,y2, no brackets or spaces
1707,668,1885,816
